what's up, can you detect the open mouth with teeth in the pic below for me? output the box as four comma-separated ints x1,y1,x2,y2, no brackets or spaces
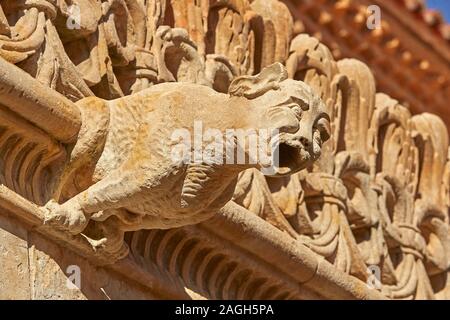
264,141,311,176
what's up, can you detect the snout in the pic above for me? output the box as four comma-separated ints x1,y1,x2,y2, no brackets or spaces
260,100,328,177
263,131,315,177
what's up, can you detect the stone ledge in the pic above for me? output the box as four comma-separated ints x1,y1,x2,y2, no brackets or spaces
0,185,386,299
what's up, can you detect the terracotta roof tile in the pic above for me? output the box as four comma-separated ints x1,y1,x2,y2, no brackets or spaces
400,0,450,41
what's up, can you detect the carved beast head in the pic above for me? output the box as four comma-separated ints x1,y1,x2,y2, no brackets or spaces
229,63,330,176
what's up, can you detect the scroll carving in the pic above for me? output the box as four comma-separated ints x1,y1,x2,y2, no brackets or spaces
234,31,450,299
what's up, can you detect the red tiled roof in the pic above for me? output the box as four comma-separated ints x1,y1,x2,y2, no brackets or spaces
401,0,450,41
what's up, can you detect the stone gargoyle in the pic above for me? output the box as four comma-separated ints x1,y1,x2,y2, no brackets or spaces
44,63,330,255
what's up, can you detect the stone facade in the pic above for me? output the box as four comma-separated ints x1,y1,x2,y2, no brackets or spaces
0,0,449,300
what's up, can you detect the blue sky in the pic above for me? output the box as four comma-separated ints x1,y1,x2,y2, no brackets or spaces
427,0,450,22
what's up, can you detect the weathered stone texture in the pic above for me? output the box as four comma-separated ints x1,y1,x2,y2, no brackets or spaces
0,213,160,299
0,213,30,299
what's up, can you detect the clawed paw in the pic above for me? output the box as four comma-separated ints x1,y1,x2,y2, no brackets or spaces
81,235,108,251
81,234,129,259
44,200,89,235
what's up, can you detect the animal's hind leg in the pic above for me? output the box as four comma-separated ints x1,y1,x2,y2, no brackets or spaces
45,167,148,235
84,213,130,259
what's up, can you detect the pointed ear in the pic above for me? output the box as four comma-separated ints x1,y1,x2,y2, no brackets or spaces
228,63,288,99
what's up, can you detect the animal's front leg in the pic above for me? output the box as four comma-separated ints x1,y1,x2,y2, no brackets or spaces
45,169,145,235
44,197,90,235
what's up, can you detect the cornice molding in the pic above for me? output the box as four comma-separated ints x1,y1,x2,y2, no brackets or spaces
0,185,385,299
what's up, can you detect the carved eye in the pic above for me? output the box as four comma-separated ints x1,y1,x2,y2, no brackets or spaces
288,104,302,120
315,117,331,142
267,106,299,133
